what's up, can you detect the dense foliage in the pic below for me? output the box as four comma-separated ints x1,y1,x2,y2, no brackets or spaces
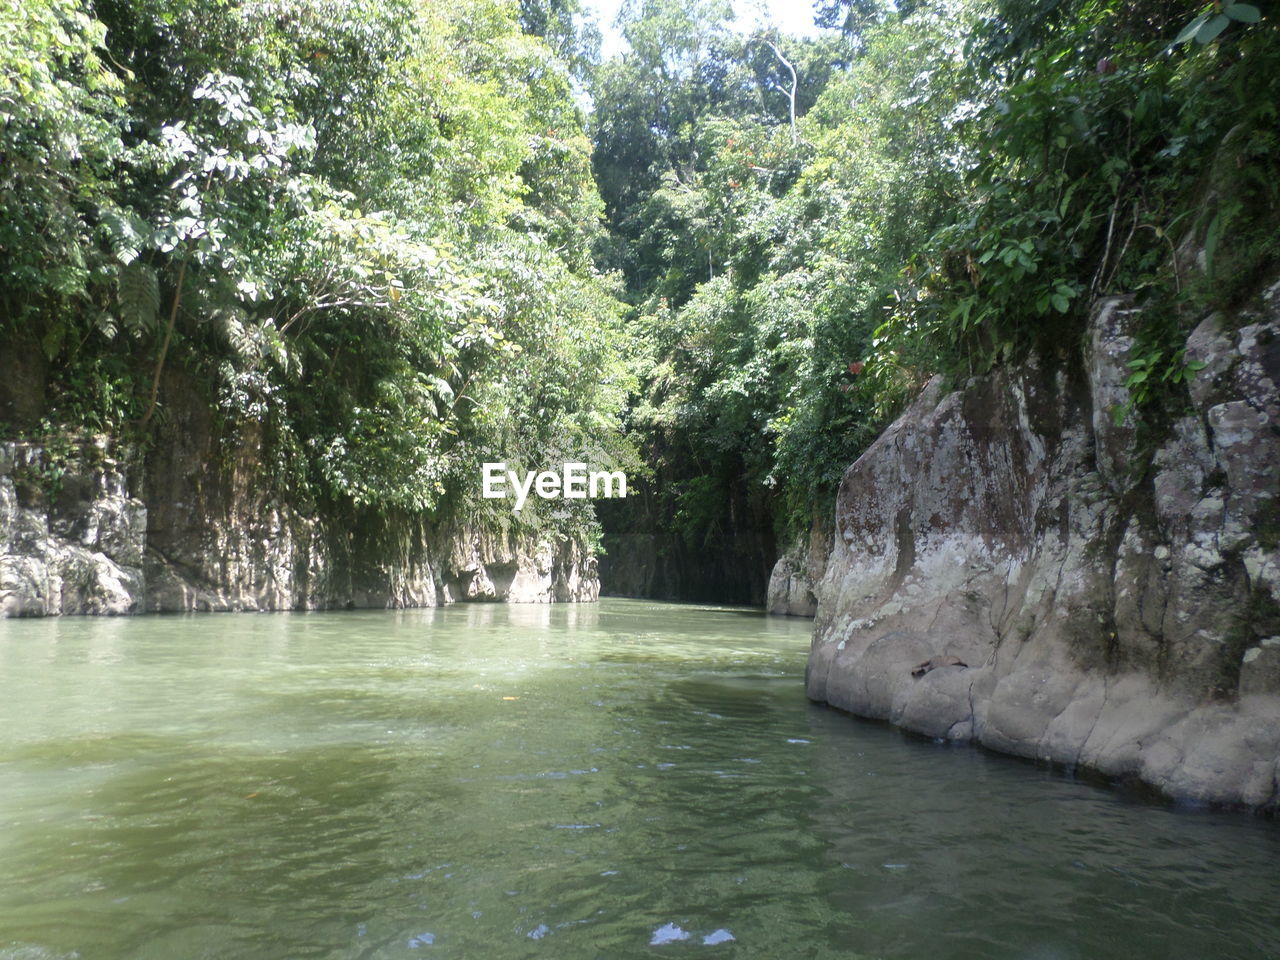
4,0,1277,585
2,0,635,544
592,0,1279,558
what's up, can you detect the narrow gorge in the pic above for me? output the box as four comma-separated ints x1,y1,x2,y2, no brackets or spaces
4,1,1280,955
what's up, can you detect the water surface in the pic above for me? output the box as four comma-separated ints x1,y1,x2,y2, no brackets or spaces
0,600,1277,959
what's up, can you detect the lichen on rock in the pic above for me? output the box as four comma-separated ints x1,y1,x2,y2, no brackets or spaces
807,285,1280,809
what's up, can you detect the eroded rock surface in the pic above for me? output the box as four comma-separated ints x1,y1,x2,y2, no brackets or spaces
1,425,599,617
808,286,1280,808
0,441,145,617
767,512,832,617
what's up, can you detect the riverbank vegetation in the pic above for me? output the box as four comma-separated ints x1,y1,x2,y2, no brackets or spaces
3,0,637,547
3,0,1277,593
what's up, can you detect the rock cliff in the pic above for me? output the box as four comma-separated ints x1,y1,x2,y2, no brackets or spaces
767,511,832,617
806,284,1280,808
0,440,146,616
0,428,598,617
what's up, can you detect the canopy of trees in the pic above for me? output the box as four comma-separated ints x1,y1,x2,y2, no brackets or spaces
3,0,1277,574
591,0,1278,562
3,0,640,547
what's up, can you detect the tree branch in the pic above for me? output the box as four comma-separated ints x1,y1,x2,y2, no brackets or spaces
763,38,798,146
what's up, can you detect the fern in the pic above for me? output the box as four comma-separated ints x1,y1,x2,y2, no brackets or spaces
117,262,160,336
216,308,255,360
100,207,147,265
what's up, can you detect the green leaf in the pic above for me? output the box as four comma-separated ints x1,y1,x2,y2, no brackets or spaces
47,265,89,297
118,263,160,334
427,376,455,406
1058,181,1079,217
42,321,67,361
1174,14,1210,44
101,208,147,265
1197,14,1231,43
1224,4,1261,23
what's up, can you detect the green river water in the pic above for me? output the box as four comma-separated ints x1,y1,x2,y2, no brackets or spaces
0,599,1277,959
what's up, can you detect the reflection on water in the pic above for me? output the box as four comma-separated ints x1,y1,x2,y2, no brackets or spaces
0,600,1277,959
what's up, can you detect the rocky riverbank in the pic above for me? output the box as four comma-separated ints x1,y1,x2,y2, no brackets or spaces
767,511,831,618
804,282,1280,809
0,436,597,616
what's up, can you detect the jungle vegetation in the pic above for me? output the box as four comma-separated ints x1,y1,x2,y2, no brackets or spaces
2,0,1277,582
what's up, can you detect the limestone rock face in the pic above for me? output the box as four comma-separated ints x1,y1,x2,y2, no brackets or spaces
0,441,146,617
0,413,600,616
767,513,832,617
127,369,601,612
435,526,600,605
808,285,1280,808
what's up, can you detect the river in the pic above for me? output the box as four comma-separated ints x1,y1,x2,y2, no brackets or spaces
0,600,1277,959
